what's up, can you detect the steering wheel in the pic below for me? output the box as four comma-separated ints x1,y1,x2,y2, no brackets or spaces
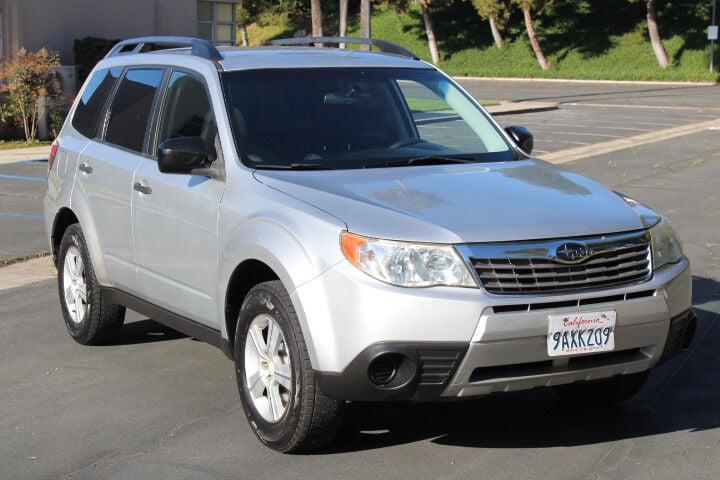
389,138,428,149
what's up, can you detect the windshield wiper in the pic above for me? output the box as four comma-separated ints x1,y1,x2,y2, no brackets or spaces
365,156,478,169
252,163,335,171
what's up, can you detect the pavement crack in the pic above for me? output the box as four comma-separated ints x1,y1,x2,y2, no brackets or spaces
59,404,241,479
157,405,242,447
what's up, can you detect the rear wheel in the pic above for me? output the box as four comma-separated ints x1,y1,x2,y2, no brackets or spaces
235,280,344,453
553,371,649,404
57,224,125,345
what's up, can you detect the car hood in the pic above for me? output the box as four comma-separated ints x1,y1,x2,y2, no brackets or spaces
253,160,645,244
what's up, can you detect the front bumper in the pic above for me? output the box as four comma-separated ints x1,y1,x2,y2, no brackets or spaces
295,256,691,401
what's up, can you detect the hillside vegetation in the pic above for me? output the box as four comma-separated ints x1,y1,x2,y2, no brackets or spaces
246,0,719,82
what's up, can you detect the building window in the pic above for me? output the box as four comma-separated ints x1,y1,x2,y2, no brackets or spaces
198,1,236,46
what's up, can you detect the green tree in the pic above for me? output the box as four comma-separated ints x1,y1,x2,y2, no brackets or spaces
236,1,269,47
237,0,252,46
514,0,550,70
339,0,348,45
360,0,372,50
0,48,60,141
645,0,670,68
311,0,323,39
472,0,510,49
419,0,441,64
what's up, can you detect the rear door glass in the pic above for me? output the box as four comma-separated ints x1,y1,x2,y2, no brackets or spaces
72,67,123,138
104,69,165,153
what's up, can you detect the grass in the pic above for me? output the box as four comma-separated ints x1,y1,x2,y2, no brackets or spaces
246,2,719,83
246,11,297,47
0,139,51,151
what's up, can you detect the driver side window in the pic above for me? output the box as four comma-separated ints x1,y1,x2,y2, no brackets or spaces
157,71,217,162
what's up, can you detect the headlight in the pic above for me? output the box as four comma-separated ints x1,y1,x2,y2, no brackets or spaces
615,192,683,271
340,232,476,288
614,191,661,228
650,218,683,270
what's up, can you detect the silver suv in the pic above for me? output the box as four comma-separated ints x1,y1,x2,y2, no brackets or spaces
45,36,695,452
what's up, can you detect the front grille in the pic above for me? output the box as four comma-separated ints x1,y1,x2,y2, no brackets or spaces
462,231,652,295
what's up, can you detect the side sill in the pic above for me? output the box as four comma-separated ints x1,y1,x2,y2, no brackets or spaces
101,287,233,360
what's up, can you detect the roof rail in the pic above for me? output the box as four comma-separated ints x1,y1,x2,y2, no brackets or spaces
104,36,222,61
264,37,420,60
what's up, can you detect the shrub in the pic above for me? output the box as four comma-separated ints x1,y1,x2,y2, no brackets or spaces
0,48,60,142
74,37,119,85
48,96,73,139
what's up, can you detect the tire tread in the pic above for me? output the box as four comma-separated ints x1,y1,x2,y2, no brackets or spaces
58,224,125,345
243,280,343,453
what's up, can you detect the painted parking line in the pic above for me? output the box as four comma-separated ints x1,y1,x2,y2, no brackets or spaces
534,139,590,145
566,118,685,128
566,102,720,112
521,122,654,132
0,212,44,220
527,129,624,138
539,117,720,164
0,172,46,182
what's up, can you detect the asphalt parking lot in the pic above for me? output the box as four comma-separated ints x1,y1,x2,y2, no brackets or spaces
0,160,47,263
1,80,719,479
497,104,720,154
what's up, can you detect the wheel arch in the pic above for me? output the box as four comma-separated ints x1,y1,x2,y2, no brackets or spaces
51,207,79,265
224,258,281,352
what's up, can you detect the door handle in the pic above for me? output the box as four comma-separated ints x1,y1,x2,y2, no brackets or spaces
78,163,93,174
133,182,152,195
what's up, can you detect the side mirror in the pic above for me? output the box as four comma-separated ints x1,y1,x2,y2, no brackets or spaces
505,125,534,155
157,137,209,174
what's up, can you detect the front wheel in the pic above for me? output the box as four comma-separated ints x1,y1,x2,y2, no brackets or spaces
235,280,344,453
553,371,649,404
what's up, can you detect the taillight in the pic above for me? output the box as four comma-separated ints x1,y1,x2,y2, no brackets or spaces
47,142,59,176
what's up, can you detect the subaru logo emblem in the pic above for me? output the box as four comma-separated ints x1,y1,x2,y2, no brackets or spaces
555,242,589,263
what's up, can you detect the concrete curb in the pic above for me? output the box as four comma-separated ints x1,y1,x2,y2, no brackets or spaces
0,256,56,292
0,145,52,165
486,101,559,116
456,76,718,87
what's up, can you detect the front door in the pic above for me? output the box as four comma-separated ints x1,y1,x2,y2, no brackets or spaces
132,70,225,326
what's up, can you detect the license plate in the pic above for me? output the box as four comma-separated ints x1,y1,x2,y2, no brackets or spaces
547,311,616,357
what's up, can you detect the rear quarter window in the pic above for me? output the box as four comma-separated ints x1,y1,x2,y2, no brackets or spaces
72,67,123,138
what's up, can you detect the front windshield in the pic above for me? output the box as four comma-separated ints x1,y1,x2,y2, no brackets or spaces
222,68,513,169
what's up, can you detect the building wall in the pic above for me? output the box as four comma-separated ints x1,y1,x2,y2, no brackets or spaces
13,0,200,65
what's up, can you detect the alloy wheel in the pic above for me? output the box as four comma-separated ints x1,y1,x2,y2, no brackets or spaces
244,314,293,422
62,245,88,324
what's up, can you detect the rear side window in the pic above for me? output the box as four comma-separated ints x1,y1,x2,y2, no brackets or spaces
104,69,165,153
72,67,122,138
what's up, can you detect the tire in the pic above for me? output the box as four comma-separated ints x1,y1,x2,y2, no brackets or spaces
553,371,649,404
234,280,344,453
57,224,125,345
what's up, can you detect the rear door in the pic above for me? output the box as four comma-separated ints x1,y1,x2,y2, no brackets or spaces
75,67,165,291
132,69,225,326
